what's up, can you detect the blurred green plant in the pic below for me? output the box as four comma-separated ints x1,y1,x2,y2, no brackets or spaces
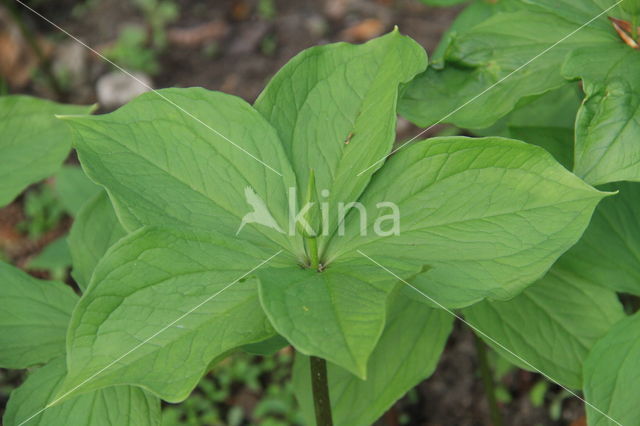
103,0,178,75
103,26,160,75
261,34,277,56
161,351,303,426
134,0,179,49
258,0,276,20
18,186,65,240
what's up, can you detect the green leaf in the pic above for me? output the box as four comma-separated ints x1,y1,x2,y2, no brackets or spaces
292,288,453,426
254,30,427,251
0,261,77,369
0,95,93,207
62,227,280,402
3,357,160,426
54,165,101,216
62,87,302,255
27,237,73,282
508,127,574,169
430,0,526,67
68,192,126,290
564,45,640,185
404,0,640,184
399,6,601,129
463,263,624,389
472,85,580,168
257,259,417,378
242,334,289,356
622,0,640,14
559,182,640,296
503,1,640,185
529,0,628,27
472,84,581,136
27,237,72,271
583,311,640,426
328,137,607,308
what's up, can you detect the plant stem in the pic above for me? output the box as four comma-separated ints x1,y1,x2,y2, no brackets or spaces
310,356,333,426
3,0,65,99
306,237,319,269
475,334,503,426
633,14,639,44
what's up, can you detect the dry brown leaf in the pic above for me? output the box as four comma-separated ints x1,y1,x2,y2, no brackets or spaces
570,415,587,426
609,16,640,49
340,18,385,42
168,21,229,47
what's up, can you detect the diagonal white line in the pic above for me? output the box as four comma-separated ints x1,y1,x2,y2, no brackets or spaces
17,249,283,426
357,0,624,177
357,250,624,426
14,0,283,177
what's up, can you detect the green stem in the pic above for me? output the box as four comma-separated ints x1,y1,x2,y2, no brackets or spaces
306,237,319,269
310,356,333,426
3,0,65,99
475,334,503,426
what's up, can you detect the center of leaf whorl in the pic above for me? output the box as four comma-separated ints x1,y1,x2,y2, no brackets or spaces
302,169,322,270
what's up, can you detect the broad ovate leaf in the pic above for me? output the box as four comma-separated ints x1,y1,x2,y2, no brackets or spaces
415,0,640,184
583,312,640,426
429,0,526,67
3,357,160,426
292,288,453,426
463,264,624,389
255,29,427,251
0,95,93,206
502,0,640,185
328,137,607,308
257,258,418,378
564,45,640,185
68,192,126,290
0,261,77,369
62,87,301,256
399,6,601,129
61,227,282,402
559,182,640,296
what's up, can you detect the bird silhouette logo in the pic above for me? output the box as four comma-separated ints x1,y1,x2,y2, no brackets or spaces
236,187,284,235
